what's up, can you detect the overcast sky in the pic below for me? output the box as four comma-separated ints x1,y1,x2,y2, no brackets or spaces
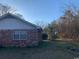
0,0,79,25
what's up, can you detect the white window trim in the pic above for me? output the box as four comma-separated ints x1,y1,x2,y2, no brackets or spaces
13,31,27,40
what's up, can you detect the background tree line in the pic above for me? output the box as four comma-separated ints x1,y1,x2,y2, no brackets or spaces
43,6,79,42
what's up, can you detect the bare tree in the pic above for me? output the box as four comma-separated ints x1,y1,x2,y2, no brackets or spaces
0,3,16,16
56,6,79,42
35,21,47,29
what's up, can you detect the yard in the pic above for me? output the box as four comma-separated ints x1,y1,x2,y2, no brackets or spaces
0,41,78,59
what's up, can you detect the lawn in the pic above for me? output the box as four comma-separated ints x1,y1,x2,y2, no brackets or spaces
0,41,77,59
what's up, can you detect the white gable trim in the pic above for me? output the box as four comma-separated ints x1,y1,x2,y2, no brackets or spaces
0,17,37,29
0,13,40,29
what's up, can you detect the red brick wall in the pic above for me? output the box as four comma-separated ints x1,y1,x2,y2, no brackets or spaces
0,29,42,47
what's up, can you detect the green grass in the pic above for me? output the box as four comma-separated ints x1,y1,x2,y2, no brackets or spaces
0,41,76,59
55,41,79,52
38,41,52,48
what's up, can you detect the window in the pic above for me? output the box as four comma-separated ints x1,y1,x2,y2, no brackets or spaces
12,31,27,40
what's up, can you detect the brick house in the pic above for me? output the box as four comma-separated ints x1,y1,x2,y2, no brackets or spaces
0,13,42,47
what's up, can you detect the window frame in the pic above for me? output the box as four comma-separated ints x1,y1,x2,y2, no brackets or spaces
12,31,27,40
